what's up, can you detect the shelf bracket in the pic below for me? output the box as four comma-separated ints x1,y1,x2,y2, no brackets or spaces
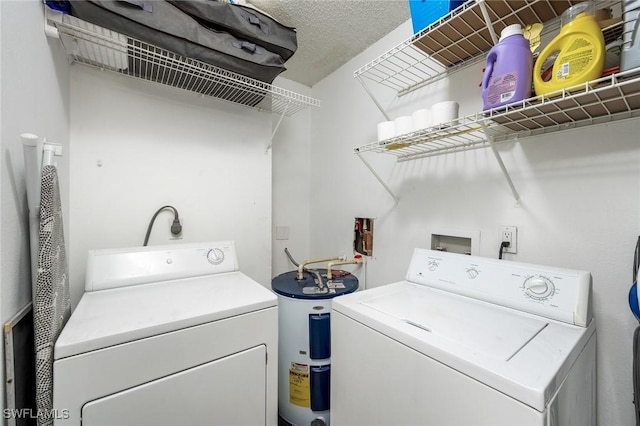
478,120,521,204
356,76,391,121
44,5,62,38
477,0,499,45
265,101,290,152
356,152,399,204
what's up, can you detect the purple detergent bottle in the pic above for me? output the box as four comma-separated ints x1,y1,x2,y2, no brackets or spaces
482,24,533,111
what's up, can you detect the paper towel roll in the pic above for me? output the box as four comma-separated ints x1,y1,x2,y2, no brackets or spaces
411,109,431,131
432,101,459,127
394,115,413,136
377,121,395,141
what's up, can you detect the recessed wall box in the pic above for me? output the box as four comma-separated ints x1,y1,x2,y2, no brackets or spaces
428,227,480,255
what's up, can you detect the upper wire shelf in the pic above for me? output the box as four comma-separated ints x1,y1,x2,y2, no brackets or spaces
354,0,592,96
49,13,320,116
354,69,640,161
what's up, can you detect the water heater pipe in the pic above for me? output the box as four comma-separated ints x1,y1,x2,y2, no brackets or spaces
326,257,365,280
297,255,345,280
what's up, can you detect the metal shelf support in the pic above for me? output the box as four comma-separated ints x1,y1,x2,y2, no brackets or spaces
478,120,521,204
356,152,399,204
266,101,290,152
477,0,498,45
356,75,391,121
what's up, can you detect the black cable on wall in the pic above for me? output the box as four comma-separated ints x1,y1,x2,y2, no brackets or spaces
143,205,182,246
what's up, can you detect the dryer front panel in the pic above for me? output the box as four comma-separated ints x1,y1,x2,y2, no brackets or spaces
81,345,267,426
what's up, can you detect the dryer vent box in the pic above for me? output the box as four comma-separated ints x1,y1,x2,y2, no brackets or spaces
429,227,480,255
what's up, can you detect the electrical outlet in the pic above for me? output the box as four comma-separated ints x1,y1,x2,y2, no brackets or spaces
499,226,517,254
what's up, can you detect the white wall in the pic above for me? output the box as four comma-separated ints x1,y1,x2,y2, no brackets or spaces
308,20,640,426
0,0,70,420
68,66,273,307
271,77,313,276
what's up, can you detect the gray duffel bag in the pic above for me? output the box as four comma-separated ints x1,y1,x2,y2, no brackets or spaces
167,0,297,61
69,0,286,83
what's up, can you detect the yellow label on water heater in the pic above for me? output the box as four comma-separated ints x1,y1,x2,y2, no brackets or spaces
289,362,310,407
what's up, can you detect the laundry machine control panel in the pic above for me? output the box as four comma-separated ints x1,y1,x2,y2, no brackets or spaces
406,249,592,327
85,241,239,291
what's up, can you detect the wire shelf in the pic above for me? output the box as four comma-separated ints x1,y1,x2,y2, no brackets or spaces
354,0,588,96
485,69,640,140
354,69,640,161
53,15,320,116
354,114,489,161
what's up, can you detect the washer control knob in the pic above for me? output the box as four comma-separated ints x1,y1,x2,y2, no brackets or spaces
523,275,555,300
466,268,479,279
427,261,439,272
206,248,225,265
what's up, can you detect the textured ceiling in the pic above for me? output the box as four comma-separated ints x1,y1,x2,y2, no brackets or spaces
249,0,410,87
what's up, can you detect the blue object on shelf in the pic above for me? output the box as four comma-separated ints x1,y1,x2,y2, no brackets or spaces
408,0,467,34
46,1,71,13
631,236,640,322
631,283,640,321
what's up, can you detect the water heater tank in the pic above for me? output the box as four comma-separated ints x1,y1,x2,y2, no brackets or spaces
272,269,359,426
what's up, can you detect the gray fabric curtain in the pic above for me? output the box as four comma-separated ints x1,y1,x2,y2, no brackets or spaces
34,165,71,426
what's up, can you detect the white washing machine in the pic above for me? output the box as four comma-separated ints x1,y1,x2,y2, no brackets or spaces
52,241,278,426
331,248,596,426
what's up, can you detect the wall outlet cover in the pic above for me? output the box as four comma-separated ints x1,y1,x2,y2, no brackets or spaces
499,225,517,254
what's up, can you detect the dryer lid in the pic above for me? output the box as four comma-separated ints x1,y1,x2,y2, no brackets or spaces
55,271,276,359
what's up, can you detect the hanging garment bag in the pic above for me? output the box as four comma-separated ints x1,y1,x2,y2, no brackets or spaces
68,0,286,83
167,0,297,61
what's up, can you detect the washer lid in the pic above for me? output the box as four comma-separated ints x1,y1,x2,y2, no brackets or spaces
332,281,595,412
360,284,547,361
55,271,276,359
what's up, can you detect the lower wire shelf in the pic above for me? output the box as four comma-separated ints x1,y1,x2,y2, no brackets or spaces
354,114,490,161
355,68,640,161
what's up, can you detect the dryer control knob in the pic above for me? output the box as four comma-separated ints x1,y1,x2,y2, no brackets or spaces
523,276,555,300
466,268,479,279
206,248,225,265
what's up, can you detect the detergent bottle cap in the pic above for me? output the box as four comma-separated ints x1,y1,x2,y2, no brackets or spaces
499,24,523,42
561,1,595,27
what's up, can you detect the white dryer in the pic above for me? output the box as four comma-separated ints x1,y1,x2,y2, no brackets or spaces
331,249,596,426
53,241,278,426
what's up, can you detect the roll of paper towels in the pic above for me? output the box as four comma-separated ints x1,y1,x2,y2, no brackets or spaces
394,115,413,136
377,121,395,141
411,109,431,131
432,101,459,127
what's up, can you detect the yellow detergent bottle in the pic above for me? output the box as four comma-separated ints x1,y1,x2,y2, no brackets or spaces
533,1,605,96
